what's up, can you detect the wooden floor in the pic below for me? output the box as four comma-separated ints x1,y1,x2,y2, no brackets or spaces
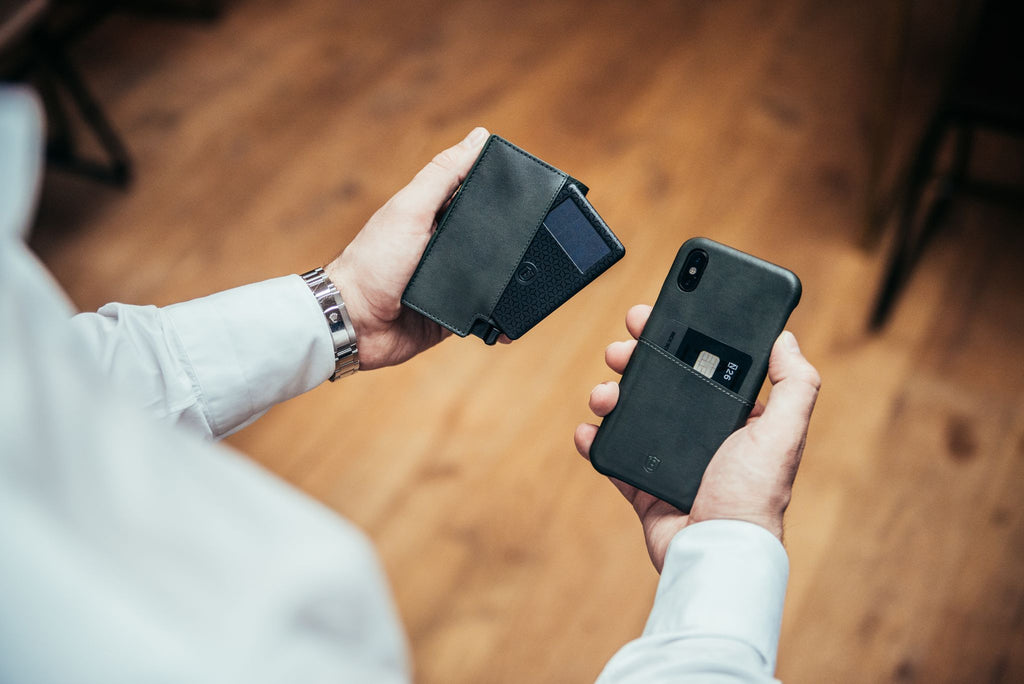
28,0,1024,682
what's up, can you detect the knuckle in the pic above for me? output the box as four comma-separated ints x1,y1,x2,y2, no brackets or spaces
803,366,822,393
429,148,460,173
383,186,429,222
791,360,821,394
379,188,409,212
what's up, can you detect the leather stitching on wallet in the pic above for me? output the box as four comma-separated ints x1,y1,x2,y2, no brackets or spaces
478,138,565,324
637,337,755,407
404,139,494,299
402,137,497,334
404,135,566,336
490,135,564,176
401,298,465,333
484,178,565,319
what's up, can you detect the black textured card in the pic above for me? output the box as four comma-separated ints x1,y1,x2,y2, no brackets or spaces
675,328,751,391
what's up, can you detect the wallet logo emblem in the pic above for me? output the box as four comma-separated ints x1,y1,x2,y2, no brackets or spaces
516,261,539,284
643,454,661,473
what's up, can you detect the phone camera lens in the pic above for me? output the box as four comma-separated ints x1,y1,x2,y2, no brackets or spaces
678,248,709,292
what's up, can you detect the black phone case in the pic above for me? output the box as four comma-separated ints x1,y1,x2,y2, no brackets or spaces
401,134,623,344
589,237,801,513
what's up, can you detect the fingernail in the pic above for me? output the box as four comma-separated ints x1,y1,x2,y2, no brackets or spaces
464,127,488,146
781,330,800,353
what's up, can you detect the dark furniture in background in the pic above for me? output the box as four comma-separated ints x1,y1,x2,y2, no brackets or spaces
0,0,222,187
868,0,1024,329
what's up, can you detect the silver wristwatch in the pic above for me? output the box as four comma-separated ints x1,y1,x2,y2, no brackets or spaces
300,267,359,381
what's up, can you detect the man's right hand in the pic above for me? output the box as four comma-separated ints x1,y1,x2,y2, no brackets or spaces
573,305,821,572
325,127,489,371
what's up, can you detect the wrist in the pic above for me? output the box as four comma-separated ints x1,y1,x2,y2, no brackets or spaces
323,258,375,347
688,511,785,542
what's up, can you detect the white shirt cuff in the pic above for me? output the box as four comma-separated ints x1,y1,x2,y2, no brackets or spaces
643,519,789,673
163,274,335,437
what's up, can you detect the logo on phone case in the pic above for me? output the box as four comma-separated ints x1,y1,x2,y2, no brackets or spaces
643,454,661,473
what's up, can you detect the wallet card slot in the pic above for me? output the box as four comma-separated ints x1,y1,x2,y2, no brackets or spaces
489,181,623,339
490,215,623,339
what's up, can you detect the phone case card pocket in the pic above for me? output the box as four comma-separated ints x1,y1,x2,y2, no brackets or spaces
590,338,753,513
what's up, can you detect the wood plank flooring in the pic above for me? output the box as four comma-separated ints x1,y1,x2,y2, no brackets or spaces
27,0,1024,681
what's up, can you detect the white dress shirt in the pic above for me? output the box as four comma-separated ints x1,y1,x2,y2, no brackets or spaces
0,86,788,683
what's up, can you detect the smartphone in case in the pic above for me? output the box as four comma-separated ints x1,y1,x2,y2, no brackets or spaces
589,237,801,513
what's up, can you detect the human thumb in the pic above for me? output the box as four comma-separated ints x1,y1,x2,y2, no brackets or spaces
401,127,489,212
754,331,821,461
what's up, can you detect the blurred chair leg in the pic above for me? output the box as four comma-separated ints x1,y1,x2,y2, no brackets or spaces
36,36,133,186
115,0,222,21
919,123,973,241
894,124,971,280
861,0,913,248
34,63,75,162
869,111,953,330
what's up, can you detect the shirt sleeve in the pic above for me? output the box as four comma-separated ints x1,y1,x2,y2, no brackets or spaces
596,520,789,684
68,275,335,440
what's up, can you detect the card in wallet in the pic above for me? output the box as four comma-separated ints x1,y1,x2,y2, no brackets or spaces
401,135,624,344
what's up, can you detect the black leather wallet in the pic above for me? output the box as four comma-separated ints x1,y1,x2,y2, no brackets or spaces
402,135,624,344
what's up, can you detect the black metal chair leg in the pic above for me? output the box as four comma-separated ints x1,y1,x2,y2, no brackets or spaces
36,37,133,186
869,121,975,330
115,0,222,21
34,66,76,160
869,111,951,329
908,124,972,257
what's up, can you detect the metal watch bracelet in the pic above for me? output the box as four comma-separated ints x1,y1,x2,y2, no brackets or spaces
300,267,359,381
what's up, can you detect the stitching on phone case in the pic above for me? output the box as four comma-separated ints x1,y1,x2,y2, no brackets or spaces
404,135,566,336
637,337,754,407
